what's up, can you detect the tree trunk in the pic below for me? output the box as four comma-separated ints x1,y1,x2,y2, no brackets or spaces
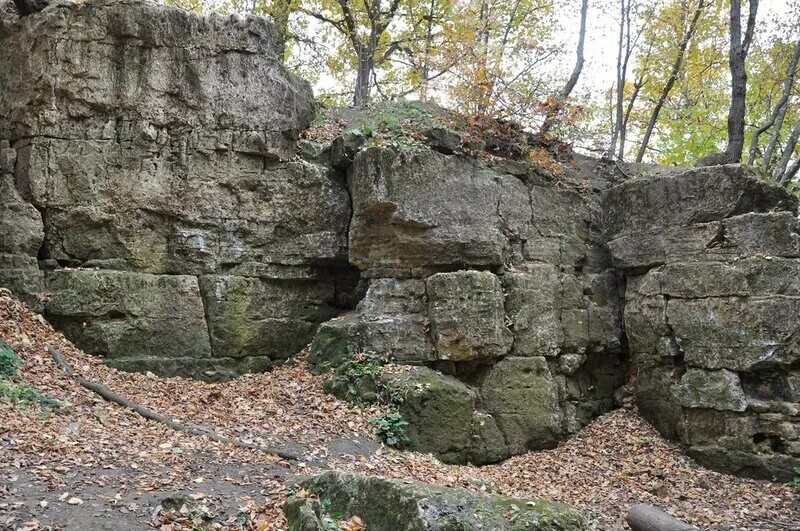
782,156,800,186
627,504,698,531
618,77,643,160
608,0,627,158
773,121,800,184
757,38,800,167
539,0,587,137
724,0,759,163
636,0,705,163
419,0,437,101
353,51,374,107
270,0,293,61
560,0,588,100
475,0,492,114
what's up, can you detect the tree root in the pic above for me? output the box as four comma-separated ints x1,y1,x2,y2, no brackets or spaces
46,345,301,461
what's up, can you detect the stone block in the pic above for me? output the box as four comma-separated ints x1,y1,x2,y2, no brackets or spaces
426,270,512,361
199,275,336,360
45,270,212,365
480,356,563,453
348,147,531,270
679,369,747,412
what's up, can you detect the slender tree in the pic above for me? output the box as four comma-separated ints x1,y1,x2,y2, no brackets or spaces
753,38,800,168
724,0,758,162
560,0,588,100
635,0,706,163
747,38,800,166
539,0,588,137
618,74,645,160
608,0,630,158
774,121,800,185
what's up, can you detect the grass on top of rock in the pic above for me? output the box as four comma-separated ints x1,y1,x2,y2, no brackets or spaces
303,101,572,171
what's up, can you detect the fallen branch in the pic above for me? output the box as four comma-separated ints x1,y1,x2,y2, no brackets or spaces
627,504,698,531
46,345,301,461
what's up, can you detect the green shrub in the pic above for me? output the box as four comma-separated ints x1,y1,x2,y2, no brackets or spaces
790,466,800,487
370,413,410,448
0,380,67,414
0,340,21,378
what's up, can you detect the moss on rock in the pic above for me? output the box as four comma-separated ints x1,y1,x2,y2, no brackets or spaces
285,470,586,530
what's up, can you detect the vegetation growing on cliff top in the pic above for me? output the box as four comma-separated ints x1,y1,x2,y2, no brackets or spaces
150,0,800,187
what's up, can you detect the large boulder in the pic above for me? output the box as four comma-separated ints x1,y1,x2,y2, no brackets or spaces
480,357,564,453
381,366,509,464
285,471,586,530
607,167,800,480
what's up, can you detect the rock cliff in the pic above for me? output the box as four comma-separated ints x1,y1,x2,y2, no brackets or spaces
0,0,797,480
0,0,353,379
605,165,800,480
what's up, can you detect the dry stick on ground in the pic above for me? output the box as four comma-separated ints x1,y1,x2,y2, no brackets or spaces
46,345,301,461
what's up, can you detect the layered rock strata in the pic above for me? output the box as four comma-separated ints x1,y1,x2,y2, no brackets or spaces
604,165,800,480
310,147,627,464
0,0,353,378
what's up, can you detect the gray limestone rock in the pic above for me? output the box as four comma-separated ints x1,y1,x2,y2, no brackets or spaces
45,270,212,368
426,271,512,362
679,369,747,412
480,356,564,453
347,147,531,271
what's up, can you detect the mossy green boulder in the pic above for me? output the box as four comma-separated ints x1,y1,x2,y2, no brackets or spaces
381,366,508,464
285,470,586,530
323,359,382,404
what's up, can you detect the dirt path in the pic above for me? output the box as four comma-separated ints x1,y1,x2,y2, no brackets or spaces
1,293,798,530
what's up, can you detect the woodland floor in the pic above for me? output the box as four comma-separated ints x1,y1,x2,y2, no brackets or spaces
0,291,798,531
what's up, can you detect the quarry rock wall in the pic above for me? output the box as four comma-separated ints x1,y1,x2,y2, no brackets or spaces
0,0,797,479
0,0,354,379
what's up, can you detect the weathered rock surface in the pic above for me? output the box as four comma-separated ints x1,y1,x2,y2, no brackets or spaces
311,149,626,464
426,271,512,362
285,471,586,530
0,0,352,377
607,166,800,480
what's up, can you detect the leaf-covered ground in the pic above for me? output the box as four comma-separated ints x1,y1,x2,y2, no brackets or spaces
0,291,798,530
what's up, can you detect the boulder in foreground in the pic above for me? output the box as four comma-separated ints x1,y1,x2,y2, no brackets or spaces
285,470,585,530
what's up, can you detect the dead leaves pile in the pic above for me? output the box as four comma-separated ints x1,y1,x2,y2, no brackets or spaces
1,292,799,529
